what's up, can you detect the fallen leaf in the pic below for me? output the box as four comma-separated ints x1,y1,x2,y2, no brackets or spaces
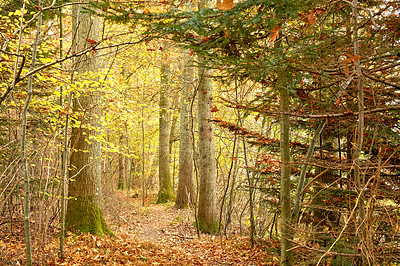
217,0,235,10
270,26,281,43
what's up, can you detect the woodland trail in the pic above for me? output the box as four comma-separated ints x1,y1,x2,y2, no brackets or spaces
0,191,278,265
105,191,197,244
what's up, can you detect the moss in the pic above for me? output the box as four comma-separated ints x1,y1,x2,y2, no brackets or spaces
117,182,125,190
157,187,174,204
66,196,113,237
197,220,219,235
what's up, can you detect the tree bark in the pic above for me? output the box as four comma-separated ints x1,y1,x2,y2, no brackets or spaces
197,62,218,234
280,75,292,265
118,133,126,190
157,44,174,203
352,0,367,262
66,0,112,236
21,1,38,264
175,49,196,209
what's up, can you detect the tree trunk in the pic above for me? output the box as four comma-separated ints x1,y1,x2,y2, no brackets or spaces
21,1,39,263
66,1,112,236
118,133,126,190
280,76,292,265
157,45,174,203
197,62,218,234
352,0,367,262
175,49,196,209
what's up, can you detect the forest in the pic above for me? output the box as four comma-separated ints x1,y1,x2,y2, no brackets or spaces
0,0,399,264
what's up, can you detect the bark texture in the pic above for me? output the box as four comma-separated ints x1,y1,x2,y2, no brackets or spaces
280,79,292,265
197,64,218,234
118,134,126,190
157,46,174,203
175,49,196,209
66,1,111,236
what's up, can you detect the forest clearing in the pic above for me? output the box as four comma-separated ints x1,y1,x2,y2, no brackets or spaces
1,0,400,264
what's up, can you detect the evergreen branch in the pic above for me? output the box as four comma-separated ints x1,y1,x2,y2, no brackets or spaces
362,71,400,89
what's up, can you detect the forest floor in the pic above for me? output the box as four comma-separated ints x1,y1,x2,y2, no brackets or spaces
0,191,280,265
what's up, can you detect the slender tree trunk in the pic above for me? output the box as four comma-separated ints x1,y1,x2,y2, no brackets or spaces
141,82,146,206
292,120,326,222
21,1,39,264
175,49,196,209
66,0,111,236
157,44,174,203
280,75,292,265
352,0,367,262
118,133,126,190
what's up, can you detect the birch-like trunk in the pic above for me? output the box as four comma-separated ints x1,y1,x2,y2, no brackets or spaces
175,49,196,209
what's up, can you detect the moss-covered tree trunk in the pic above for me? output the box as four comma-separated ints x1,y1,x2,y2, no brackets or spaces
66,0,112,236
175,49,196,209
157,44,174,203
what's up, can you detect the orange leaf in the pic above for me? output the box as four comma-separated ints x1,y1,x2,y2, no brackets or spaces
210,106,219,112
345,53,361,66
344,65,349,77
305,12,316,24
86,39,97,45
224,30,229,38
270,26,281,43
217,0,235,10
335,96,342,106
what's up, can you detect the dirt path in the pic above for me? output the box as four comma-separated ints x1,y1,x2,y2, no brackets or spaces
101,191,276,265
105,191,197,244
0,191,277,265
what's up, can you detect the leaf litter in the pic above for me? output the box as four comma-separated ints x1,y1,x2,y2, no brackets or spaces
0,191,278,265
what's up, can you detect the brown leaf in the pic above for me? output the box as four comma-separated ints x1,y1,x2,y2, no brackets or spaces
335,95,342,106
269,26,281,43
344,65,349,77
305,12,316,24
217,0,235,10
224,30,229,38
345,53,361,66
210,106,219,112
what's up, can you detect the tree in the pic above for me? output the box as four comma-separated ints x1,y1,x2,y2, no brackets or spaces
21,0,43,263
118,133,126,190
157,43,174,203
279,70,292,265
65,0,112,236
197,60,218,234
175,49,196,209
196,0,219,228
